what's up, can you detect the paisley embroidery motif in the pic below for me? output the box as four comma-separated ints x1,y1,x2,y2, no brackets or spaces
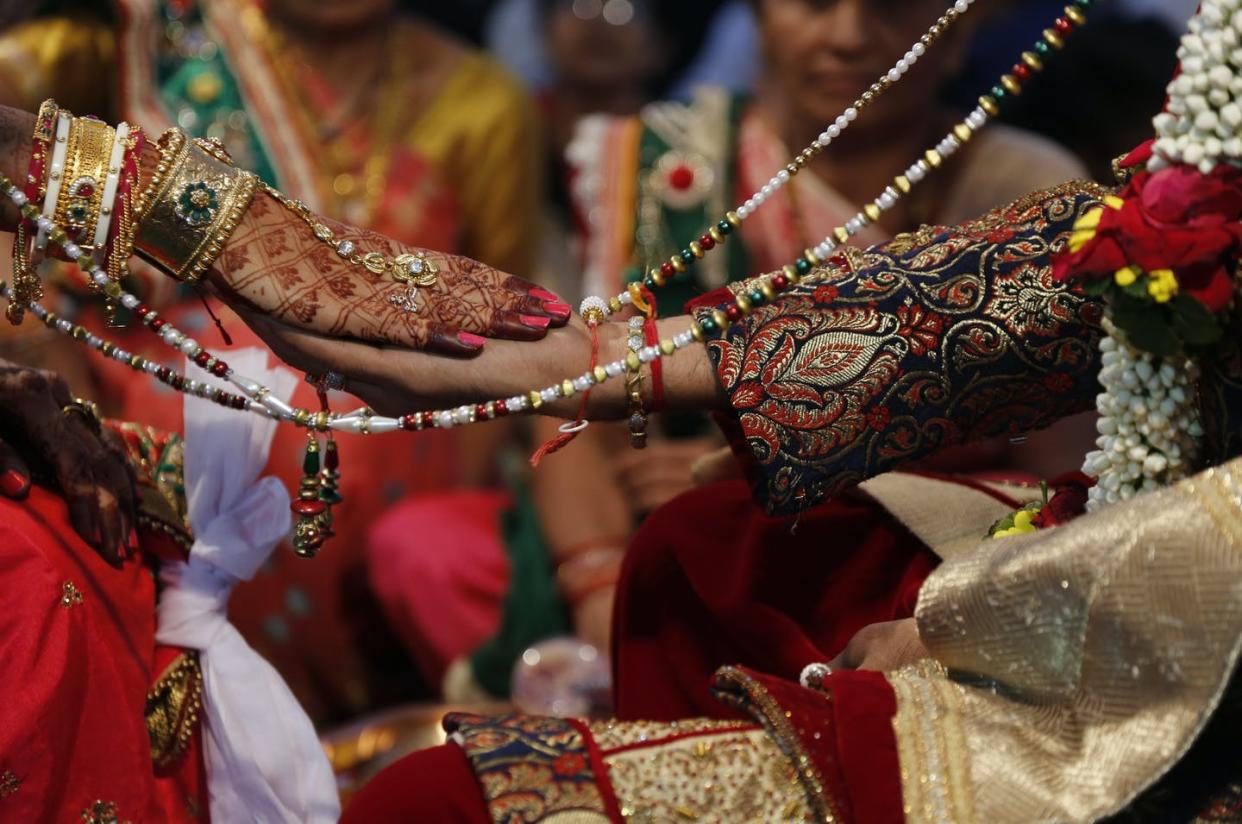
702,182,1112,514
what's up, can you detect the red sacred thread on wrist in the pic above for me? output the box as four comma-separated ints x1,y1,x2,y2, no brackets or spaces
644,315,664,412
530,318,601,468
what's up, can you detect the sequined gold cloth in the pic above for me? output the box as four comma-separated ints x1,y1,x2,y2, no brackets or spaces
898,457,1242,823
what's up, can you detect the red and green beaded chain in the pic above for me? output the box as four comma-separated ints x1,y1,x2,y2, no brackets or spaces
608,0,1095,343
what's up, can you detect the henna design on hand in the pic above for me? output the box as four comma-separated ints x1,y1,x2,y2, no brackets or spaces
201,191,569,354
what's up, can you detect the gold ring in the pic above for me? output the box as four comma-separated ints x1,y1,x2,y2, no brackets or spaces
62,398,102,435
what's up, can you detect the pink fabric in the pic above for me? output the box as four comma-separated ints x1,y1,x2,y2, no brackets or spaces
366,490,511,686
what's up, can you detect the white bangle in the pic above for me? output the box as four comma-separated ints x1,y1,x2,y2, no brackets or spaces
91,122,130,263
35,112,72,257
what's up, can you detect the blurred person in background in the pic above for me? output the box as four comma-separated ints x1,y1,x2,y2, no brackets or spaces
368,0,737,708
0,0,542,722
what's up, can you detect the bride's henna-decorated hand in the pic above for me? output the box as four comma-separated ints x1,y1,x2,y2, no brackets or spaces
0,360,138,567
199,190,571,356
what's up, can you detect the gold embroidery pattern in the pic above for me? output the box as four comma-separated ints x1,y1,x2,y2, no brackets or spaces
81,800,131,824
712,667,842,823
604,726,813,823
108,423,192,546
447,713,611,823
60,581,83,608
145,652,204,768
588,717,751,751
889,661,976,824
0,771,19,797
699,182,1111,516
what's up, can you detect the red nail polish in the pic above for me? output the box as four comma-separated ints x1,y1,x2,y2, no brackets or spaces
458,331,486,348
530,288,561,302
520,315,551,330
0,469,30,498
544,302,571,318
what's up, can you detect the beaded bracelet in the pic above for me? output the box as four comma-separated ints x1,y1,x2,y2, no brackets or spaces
624,315,648,449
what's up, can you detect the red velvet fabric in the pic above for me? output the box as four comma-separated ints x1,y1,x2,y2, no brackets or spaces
829,670,905,823
341,743,490,824
0,487,205,822
612,479,937,720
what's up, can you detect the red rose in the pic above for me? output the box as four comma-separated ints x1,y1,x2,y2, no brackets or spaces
1031,472,1094,529
1054,159,1242,313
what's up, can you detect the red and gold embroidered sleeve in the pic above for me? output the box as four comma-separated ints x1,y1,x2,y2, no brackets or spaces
700,183,1112,515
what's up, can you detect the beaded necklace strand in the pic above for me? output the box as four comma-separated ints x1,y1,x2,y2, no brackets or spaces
0,2,1091,439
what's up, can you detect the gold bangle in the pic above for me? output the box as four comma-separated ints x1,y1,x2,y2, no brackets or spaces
54,115,115,246
135,129,258,285
107,129,145,287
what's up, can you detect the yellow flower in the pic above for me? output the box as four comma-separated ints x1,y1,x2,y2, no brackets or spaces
1114,266,1139,287
1013,509,1035,529
1147,268,1179,303
1069,207,1104,253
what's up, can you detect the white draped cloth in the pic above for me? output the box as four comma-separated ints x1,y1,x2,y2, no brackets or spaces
155,349,341,823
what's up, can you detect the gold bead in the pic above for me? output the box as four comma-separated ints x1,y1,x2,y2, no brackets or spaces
1021,51,1044,71
708,226,725,244
103,282,122,298
711,309,729,330
528,390,543,410
725,211,741,228
833,226,850,244
294,409,310,426
659,338,675,355
594,365,608,384
625,350,641,372
49,227,68,244
735,293,752,315
1064,6,1085,25
649,267,666,287
894,175,912,194
979,95,1000,117
1042,28,1064,49
863,203,882,222
953,123,973,144
924,149,943,168
689,241,704,259
561,379,576,398
129,354,143,368
691,323,706,343
71,325,87,340
671,255,686,273
1000,74,1022,96
782,264,799,282
803,248,821,267
759,281,776,302
608,296,623,313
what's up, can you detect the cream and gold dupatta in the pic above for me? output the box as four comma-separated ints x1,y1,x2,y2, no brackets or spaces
892,457,1242,823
